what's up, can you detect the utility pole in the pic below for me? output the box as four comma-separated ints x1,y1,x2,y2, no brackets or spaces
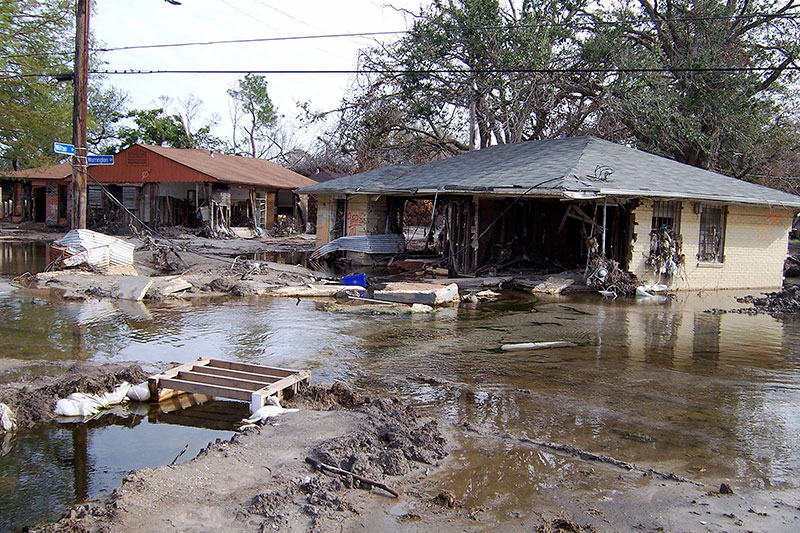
71,0,90,229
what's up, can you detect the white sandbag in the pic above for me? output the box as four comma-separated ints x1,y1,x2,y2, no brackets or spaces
241,396,298,425
97,382,131,406
54,382,132,418
126,382,151,402
0,403,16,432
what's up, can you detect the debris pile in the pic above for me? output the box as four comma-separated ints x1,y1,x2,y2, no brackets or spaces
585,255,638,296
646,225,684,279
738,286,800,314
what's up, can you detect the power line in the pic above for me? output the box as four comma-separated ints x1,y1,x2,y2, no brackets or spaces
92,12,800,53
3,63,800,81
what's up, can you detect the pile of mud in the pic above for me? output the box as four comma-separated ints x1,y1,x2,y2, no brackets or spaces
706,286,800,315
42,382,448,533
0,363,146,428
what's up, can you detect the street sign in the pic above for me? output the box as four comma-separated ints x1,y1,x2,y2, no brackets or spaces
53,142,75,155
87,154,114,165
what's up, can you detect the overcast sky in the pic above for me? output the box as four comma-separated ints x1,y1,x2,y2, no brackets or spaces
92,0,426,147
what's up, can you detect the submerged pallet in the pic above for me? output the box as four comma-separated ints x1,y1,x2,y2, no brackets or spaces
148,358,311,413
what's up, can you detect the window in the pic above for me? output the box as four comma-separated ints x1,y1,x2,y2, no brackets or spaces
698,205,726,262
651,200,681,233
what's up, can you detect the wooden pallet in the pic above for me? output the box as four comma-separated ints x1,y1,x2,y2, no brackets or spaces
148,358,311,413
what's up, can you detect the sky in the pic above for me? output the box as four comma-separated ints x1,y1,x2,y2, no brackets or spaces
92,0,427,148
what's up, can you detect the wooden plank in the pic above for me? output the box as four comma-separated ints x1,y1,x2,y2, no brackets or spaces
151,358,212,380
189,365,283,384
153,393,211,414
157,377,253,402
176,370,266,391
206,359,296,377
256,371,311,399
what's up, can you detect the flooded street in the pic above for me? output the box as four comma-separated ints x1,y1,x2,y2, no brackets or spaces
1,239,800,528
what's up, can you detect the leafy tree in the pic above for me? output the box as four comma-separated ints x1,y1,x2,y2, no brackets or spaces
587,0,800,176
0,0,74,170
320,0,603,170
114,108,223,151
227,73,279,158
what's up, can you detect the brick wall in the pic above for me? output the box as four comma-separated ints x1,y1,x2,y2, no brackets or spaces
630,200,794,290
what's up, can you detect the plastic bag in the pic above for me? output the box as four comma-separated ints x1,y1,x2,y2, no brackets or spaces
0,403,16,432
241,395,298,425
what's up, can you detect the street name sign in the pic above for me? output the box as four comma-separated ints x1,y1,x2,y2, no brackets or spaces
53,142,75,155
87,154,114,165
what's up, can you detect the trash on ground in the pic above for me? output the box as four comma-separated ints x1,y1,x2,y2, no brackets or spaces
148,358,310,413
112,276,153,301
531,275,575,295
0,403,16,432
240,395,298,425
50,229,135,270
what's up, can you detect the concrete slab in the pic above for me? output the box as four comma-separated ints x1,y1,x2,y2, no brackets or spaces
374,282,459,305
113,276,154,301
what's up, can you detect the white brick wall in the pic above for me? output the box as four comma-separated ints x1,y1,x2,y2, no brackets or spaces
630,200,794,290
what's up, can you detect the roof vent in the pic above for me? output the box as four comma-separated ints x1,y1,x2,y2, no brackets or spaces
127,149,147,165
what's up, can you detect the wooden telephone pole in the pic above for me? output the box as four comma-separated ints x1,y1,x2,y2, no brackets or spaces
71,0,90,229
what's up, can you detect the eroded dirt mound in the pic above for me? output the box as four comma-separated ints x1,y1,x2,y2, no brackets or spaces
311,396,447,482
301,381,366,409
0,363,146,428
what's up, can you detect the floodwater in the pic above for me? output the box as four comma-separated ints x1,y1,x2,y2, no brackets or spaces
2,242,800,528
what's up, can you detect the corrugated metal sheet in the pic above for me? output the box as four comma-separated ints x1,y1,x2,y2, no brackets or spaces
50,229,135,269
310,234,406,260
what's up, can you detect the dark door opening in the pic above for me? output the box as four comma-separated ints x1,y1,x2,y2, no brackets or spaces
33,187,46,222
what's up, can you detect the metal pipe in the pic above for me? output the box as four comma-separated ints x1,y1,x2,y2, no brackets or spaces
602,198,607,256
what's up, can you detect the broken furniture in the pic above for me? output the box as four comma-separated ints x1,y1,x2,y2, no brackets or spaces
148,358,310,413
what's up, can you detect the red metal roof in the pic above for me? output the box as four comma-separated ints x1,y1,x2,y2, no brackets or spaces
0,162,72,180
86,145,317,189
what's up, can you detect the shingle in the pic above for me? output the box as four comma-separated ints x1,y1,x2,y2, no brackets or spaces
298,136,800,208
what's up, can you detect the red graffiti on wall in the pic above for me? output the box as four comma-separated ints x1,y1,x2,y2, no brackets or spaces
347,211,367,232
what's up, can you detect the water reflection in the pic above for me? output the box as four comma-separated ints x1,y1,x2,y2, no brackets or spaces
0,283,799,526
0,401,239,531
0,240,49,276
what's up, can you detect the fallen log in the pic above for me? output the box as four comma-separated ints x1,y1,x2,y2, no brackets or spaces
305,456,399,497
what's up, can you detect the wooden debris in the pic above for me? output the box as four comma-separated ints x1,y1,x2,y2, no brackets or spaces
305,456,399,498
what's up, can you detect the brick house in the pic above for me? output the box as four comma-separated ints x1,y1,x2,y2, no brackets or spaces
299,136,800,290
0,162,71,225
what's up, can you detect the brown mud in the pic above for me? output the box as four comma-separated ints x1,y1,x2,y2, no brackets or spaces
0,363,146,429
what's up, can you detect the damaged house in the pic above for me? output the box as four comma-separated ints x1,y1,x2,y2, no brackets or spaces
1,145,317,232
299,136,800,290
0,162,72,225
86,145,317,231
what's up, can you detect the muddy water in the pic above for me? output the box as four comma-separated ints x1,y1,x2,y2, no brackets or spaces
1,273,800,527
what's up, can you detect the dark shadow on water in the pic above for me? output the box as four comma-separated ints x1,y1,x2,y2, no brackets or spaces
0,399,243,531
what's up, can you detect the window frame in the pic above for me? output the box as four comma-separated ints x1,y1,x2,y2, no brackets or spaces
697,204,727,263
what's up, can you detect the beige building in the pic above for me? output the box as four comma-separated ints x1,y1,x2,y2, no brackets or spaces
299,137,800,290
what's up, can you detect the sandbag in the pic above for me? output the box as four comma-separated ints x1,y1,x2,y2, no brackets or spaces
0,403,16,432
126,382,151,402
241,395,298,425
54,382,132,418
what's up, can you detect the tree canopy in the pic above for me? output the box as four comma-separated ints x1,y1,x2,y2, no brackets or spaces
318,0,800,178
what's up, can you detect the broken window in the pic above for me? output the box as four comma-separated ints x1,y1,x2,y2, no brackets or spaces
651,201,681,233
698,205,726,263
647,201,683,278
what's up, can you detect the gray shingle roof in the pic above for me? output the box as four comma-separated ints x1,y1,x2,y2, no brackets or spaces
298,136,800,208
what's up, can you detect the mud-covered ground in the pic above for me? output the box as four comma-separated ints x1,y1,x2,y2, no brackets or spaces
706,285,800,315
2,363,798,532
